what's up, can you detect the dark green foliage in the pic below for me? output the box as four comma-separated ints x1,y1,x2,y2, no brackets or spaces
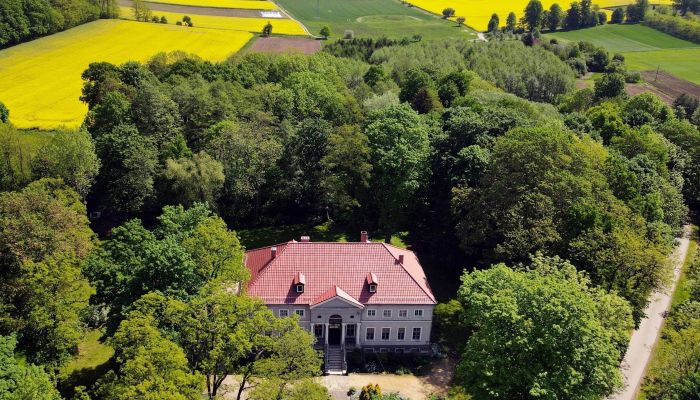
611,7,624,23
595,73,626,99
0,335,62,400
675,93,700,120
523,0,544,31
0,0,109,48
643,13,700,44
262,22,272,37
626,0,649,23
0,101,8,123
487,13,499,32
506,12,517,31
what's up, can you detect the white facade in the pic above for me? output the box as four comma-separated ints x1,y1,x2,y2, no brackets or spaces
268,301,434,352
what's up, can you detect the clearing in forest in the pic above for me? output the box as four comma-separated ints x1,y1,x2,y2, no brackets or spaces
0,19,252,129
403,0,672,31
273,0,475,40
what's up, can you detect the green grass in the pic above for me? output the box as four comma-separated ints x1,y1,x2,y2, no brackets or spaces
622,48,700,84
237,222,408,249
58,330,114,395
637,225,698,400
545,24,699,52
274,0,475,40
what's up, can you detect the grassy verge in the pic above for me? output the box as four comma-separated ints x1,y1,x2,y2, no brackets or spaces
637,225,698,400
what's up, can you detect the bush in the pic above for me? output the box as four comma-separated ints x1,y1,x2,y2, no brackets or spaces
674,93,700,120
625,71,641,83
595,73,626,99
0,102,8,123
644,13,700,44
344,30,355,39
442,7,456,18
320,26,331,39
160,16,168,24
262,22,273,37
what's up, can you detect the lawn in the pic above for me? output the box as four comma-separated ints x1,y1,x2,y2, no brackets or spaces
0,19,252,129
144,0,278,9
545,24,699,52
119,7,307,35
404,0,672,31
273,0,475,40
58,330,114,395
622,48,700,85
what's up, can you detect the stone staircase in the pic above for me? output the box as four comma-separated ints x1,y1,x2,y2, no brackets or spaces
324,345,346,375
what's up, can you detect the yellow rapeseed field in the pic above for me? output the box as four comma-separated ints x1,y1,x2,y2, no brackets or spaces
119,7,307,35
406,0,673,31
144,0,278,10
0,19,252,129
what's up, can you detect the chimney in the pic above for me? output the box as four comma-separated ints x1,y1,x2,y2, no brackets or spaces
398,254,404,263
360,231,369,242
300,236,310,243
271,246,277,258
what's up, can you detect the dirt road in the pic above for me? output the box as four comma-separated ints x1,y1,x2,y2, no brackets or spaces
608,225,692,400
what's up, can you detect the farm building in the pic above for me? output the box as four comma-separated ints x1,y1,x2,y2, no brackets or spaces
244,232,436,375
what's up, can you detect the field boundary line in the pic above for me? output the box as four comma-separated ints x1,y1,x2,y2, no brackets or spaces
269,0,317,38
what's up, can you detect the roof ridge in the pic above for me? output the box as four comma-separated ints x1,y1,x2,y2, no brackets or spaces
246,243,290,287
380,243,436,303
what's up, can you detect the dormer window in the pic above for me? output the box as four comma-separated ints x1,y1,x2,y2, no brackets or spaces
367,272,378,293
294,272,305,293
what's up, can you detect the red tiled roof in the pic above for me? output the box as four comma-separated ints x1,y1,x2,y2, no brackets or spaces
244,240,436,305
310,286,364,309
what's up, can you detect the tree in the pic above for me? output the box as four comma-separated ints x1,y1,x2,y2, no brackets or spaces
359,384,382,400
565,1,582,29
95,313,202,400
363,65,385,87
454,257,629,399
0,335,62,400
262,22,272,36
523,0,544,31
31,130,100,198
162,151,225,207
506,11,517,31
182,15,192,26
674,93,700,120
594,73,626,99
132,0,151,21
626,0,649,23
0,179,95,365
672,0,700,15
0,101,8,123
319,25,331,39
487,13,500,32
321,124,372,222
547,3,564,31
364,104,430,242
442,7,456,18
456,16,466,26
643,320,700,399
611,7,625,23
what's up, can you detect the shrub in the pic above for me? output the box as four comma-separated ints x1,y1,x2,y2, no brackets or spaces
360,384,382,400
344,30,355,39
320,25,331,39
160,16,168,24
347,387,357,396
0,102,8,123
442,7,456,18
566,58,588,77
176,21,182,25
262,22,273,37
625,71,641,83
644,13,700,44
594,73,626,99
611,7,625,23
456,16,466,26
674,93,700,119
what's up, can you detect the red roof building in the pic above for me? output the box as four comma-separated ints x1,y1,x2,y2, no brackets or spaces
244,232,436,373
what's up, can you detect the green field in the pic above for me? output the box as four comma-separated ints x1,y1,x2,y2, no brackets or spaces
274,0,475,40
546,24,699,52
623,48,700,84
546,24,700,84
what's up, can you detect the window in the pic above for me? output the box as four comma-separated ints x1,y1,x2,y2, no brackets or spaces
366,327,375,341
412,327,421,341
399,309,407,318
397,327,405,341
295,284,304,293
367,309,376,317
346,324,356,338
381,328,390,340
369,284,377,293
314,324,323,338
414,309,423,317
278,309,289,317
295,309,305,317
383,309,392,318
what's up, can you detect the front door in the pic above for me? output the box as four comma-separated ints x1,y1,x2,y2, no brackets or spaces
328,315,342,345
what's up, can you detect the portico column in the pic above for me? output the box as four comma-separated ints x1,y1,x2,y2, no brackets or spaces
324,323,329,345
341,323,346,345
356,322,362,348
